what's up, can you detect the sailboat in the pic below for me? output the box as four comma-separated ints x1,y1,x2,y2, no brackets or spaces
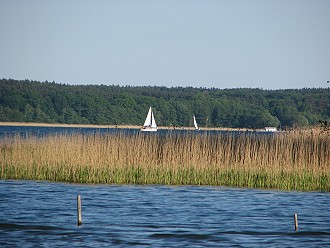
141,106,157,132
193,115,200,131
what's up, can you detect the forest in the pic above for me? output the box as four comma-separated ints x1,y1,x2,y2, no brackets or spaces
0,78,329,129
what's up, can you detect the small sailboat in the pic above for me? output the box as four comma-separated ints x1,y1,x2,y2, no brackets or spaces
141,106,157,132
193,115,200,131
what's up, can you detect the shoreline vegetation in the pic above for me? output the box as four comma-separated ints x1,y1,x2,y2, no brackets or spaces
1,79,328,129
0,123,329,192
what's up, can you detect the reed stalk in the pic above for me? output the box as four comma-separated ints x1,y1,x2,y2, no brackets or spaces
0,130,329,191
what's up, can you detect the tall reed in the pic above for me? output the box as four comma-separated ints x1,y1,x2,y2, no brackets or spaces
1,130,329,191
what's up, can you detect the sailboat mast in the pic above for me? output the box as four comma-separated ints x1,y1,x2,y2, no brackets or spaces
193,115,199,130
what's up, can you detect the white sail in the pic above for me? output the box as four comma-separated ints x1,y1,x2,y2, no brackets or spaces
193,115,199,130
141,107,157,131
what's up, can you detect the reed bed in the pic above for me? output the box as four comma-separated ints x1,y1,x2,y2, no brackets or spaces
1,130,329,191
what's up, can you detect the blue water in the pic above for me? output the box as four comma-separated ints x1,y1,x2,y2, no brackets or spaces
0,125,130,138
0,125,274,140
0,180,329,247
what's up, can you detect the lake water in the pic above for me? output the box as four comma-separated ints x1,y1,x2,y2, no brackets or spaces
0,125,275,142
0,125,131,138
0,180,329,247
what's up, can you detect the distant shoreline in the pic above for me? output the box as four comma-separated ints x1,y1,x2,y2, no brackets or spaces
0,122,140,129
0,121,260,132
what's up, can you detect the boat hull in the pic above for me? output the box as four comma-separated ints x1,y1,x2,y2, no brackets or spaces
140,127,157,132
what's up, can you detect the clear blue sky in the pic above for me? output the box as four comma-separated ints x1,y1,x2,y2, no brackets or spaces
0,0,329,89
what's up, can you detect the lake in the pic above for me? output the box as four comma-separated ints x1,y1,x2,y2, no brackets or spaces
0,125,128,138
0,124,275,141
0,180,329,247
0,125,328,246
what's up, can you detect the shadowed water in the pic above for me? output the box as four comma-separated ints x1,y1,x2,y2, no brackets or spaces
0,180,329,247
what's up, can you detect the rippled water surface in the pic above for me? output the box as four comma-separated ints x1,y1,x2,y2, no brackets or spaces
0,180,329,247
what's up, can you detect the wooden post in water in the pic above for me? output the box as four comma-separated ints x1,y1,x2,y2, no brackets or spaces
294,213,298,231
77,195,82,226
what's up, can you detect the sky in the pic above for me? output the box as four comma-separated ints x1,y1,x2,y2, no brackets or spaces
0,0,329,89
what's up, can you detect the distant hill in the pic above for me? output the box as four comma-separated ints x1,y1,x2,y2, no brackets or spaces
0,78,329,129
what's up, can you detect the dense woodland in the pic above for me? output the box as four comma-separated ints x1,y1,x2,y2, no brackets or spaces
0,78,329,129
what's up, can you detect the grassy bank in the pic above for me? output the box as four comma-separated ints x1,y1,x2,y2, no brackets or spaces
0,130,329,191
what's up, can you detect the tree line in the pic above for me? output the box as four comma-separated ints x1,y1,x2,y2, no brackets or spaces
0,78,329,129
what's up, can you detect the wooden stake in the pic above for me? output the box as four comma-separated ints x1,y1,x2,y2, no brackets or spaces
77,195,82,226
294,213,298,231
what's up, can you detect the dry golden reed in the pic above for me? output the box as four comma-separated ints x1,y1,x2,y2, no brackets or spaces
1,130,329,191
